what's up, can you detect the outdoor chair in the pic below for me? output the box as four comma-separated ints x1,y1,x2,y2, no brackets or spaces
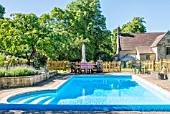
87,62,93,73
70,62,77,73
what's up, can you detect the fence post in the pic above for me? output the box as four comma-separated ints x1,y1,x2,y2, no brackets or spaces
138,61,141,73
118,62,121,72
153,60,155,71
160,59,162,72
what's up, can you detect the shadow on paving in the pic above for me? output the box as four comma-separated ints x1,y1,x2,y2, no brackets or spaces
34,73,73,87
34,72,105,87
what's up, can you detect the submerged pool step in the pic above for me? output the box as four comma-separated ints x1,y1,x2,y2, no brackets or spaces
17,97,34,104
43,97,55,104
30,96,50,104
17,93,54,104
10,95,34,104
37,96,54,104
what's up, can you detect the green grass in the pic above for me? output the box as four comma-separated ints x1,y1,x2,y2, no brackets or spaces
121,68,133,72
57,70,70,74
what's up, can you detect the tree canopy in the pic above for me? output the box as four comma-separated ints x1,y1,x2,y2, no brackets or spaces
0,1,148,65
121,17,146,33
0,13,66,65
0,0,113,64
49,0,113,61
112,17,147,55
0,4,5,18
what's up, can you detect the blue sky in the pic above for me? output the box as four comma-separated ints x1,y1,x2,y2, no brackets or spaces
0,0,170,32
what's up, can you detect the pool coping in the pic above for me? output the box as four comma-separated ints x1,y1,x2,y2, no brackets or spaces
133,75,170,100
1,73,170,112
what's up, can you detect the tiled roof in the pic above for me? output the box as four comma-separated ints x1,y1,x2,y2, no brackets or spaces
136,46,154,54
120,32,165,51
151,34,166,47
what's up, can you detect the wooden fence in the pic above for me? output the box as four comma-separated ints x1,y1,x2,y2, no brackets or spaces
138,59,170,73
47,61,70,70
47,61,121,73
47,59,170,73
102,62,121,72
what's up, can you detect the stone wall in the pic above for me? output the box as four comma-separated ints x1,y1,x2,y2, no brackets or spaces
0,71,57,89
157,32,170,59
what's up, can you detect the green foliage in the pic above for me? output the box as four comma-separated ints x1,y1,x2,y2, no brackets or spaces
94,51,112,61
121,17,146,33
10,56,18,66
0,67,6,77
33,53,48,67
2,55,27,67
0,53,5,66
0,13,63,63
0,4,5,18
112,17,147,55
0,66,36,77
0,0,113,62
50,0,113,61
111,28,118,54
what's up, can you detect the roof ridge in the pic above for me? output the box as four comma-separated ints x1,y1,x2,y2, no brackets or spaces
136,46,150,47
131,32,165,34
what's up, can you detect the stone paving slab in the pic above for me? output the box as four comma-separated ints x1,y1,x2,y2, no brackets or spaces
137,73,170,93
0,73,170,114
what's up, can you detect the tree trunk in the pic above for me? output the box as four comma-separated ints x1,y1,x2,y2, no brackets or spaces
26,44,36,66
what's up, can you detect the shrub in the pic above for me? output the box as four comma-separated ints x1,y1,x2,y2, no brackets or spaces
0,67,6,77
94,51,113,61
10,56,18,66
0,53,5,66
0,66,36,77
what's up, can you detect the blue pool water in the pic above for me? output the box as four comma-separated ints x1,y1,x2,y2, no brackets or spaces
3,75,170,111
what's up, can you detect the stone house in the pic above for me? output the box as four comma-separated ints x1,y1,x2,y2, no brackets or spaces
115,28,170,61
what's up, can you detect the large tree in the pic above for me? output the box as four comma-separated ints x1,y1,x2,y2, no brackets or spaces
0,4,5,18
0,13,65,64
121,17,146,33
49,0,112,61
0,0,113,62
112,17,147,54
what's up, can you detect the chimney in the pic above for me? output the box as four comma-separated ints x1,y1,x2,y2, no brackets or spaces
116,26,121,55
117,26,121,35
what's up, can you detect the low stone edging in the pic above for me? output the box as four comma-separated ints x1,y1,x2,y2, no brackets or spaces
0,71,57,89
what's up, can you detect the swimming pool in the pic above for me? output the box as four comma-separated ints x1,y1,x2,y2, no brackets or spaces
2,75,170,111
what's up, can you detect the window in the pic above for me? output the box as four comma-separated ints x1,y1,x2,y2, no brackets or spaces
146,55,150,60
167,39,170,43
166,47,170,55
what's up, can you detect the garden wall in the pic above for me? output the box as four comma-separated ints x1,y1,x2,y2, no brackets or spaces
0,71,57,89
